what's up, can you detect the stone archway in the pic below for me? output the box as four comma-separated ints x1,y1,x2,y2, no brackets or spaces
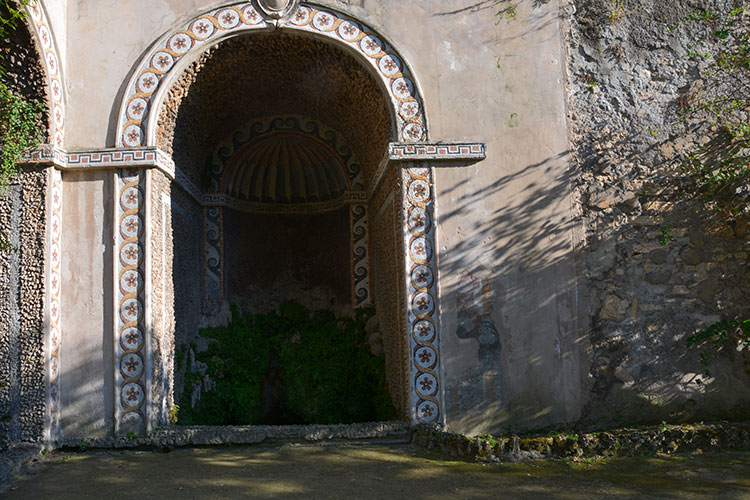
111,1,444,434
116,2,427,148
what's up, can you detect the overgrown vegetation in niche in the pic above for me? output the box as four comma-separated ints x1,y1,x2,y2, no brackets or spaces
178,301,397,426
0,0,45,251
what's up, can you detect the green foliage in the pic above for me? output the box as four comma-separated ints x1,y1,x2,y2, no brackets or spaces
687,319,750,376
658,225,675,246
680,6,750,215
607,0,628,24
0,0,29,42
1,0,44,252
178,301,396,426
0,84,44,187
169,404,180,424
494,3,517,24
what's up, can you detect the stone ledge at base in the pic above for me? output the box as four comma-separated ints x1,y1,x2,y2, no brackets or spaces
413,422,750,462
56,421,411,449
0,443,44,487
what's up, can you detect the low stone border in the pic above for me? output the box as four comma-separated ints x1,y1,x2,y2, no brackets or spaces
0,443,43,488
58,421,411,450
413,422,750,462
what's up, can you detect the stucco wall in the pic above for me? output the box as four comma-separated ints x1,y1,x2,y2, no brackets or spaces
431,0,588,434
58,0,587,434
59,170,114,438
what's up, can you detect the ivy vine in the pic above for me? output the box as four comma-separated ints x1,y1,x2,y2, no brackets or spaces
678,5,750,374
0,0,44,251
687,319,750,377
679,5,750,216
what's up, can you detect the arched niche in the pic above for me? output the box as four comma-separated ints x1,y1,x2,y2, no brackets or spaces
112,2,441,434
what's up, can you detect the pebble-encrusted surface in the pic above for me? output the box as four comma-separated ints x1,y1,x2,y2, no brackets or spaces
0,169,48,450
0,4,50,452
156,32,391,191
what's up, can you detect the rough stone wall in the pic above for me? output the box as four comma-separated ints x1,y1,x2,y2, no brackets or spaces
568,0,750,428
369,166,409,419
0,8,50,449
0,168,48,449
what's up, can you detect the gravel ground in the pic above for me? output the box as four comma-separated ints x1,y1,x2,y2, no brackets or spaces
2,443,750,499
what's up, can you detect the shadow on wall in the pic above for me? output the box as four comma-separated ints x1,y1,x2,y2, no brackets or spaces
437,148,589,434
435,0,750,434
437,142,750,435
59,171,115,439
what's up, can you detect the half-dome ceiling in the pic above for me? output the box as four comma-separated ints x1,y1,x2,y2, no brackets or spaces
223,130,348,203
157,32,393,191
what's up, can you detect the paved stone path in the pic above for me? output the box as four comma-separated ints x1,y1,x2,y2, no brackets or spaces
3,444,749,499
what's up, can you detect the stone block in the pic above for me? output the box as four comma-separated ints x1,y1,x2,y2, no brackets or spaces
599,294,628,321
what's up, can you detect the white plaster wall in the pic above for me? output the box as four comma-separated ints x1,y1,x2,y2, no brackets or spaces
63,0,450,148
60,170,114,438
428,1,588,433
60,0,585,434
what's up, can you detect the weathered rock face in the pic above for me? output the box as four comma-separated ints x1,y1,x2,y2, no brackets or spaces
568,0,750,428
0,5,49,451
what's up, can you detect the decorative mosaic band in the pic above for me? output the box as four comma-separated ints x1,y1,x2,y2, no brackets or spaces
389,142,486,161
114,169,148,434
402,162,441,424
26,1,66,147
203,207,223,299
175,166,202,202
46,167,62,442
200,191,367,213
117,2,427,148
22,146,175,177
207,115,364,196
351,204,370,307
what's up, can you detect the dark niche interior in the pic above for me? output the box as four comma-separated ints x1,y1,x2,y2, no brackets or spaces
160,31,409,425
223,209,352,315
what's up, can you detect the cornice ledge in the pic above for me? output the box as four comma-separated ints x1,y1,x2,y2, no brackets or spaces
388,141,486,163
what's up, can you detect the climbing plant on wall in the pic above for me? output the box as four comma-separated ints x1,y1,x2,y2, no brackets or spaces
679,5,749,215
0,0,44,251
678,4,750,373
